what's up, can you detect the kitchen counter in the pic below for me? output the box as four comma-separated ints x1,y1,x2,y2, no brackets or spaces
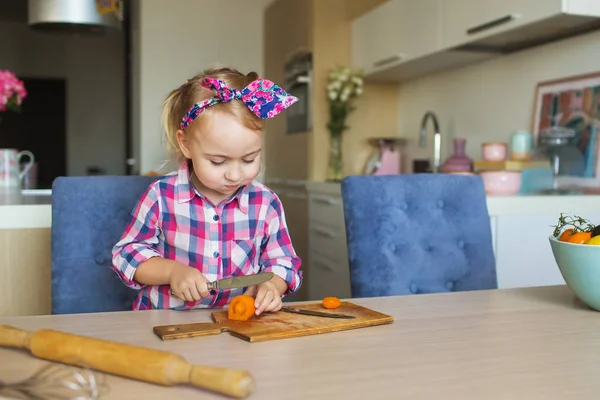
0,190,52,229
0,189,52,317
305,181,600,217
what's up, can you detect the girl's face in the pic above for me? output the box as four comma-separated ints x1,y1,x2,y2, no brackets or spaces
177,110,262,205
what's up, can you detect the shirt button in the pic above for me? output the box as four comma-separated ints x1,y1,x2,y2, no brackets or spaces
213,251,219,258
213,215,219,221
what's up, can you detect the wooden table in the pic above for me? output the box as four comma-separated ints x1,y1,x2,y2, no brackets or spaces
1,285,600,399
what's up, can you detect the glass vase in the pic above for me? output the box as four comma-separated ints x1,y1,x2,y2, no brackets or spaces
327,133,343,182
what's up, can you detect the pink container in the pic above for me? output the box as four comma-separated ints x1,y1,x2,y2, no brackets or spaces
481,142,507,161
479,170,522,196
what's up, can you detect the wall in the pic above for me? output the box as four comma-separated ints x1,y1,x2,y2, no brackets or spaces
310,0,398,181
134,0,272,174
263,0,311,182
0,22,125,176
396,29,600,173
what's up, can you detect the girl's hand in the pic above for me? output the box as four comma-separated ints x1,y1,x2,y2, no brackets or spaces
169,263,209,302
245,275,287,315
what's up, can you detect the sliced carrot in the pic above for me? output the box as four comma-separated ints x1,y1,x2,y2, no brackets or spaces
228,295,256,321
322,297,341,309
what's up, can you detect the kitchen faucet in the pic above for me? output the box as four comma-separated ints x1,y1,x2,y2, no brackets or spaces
419,111,441,173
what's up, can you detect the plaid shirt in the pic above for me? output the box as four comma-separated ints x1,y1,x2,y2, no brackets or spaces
111,161,303,310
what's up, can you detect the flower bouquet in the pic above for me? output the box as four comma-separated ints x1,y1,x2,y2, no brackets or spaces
326,65,363,181
0,70,27,114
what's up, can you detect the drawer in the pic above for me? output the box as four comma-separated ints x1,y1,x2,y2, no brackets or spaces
308,250,351,300
309,194,345,229
308,223,347,265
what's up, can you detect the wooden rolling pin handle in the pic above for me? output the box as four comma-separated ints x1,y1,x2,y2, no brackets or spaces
0,325,255,398
189,366,255,399
0,324,32,349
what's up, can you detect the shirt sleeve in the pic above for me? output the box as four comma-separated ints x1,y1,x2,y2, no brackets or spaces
111,183,163,289
259,194,303,296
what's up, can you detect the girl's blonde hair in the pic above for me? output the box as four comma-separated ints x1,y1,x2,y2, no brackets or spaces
161,67,265,162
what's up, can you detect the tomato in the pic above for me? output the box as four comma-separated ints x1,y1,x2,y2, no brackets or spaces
322,297,341,309
559,228,575,242
567,231,592,244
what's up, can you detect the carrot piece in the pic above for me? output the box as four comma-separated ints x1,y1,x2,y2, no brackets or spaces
228,295,256,321
322,297,341,309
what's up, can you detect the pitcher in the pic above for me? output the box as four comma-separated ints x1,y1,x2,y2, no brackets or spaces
0,148,35,189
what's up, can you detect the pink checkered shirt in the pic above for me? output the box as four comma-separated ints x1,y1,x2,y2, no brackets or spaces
111,161,303,310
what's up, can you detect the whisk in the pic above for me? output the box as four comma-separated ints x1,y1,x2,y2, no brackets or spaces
0,363,108,400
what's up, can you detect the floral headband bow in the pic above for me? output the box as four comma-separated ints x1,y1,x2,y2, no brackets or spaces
180,77,298,130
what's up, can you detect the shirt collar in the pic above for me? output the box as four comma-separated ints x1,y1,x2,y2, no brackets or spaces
175,160,250,213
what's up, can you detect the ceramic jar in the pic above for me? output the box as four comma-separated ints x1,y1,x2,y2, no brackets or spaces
441,138,473,173
479,170,522,196
510,130,534,161
482,142,507,161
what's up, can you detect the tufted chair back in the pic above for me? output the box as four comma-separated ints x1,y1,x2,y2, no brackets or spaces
51,175,159,314
341,174,497,298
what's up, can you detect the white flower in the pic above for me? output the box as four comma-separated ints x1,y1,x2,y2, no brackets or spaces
328,91,337,101
355,87,363,95
342,87,351,98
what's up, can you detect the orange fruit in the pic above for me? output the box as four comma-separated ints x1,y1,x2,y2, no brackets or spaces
322,297,341,309
567,231,592,244
559,228,575,241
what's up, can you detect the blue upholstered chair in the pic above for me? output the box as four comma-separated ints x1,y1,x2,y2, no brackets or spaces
51,175,159,314
340,174,497,298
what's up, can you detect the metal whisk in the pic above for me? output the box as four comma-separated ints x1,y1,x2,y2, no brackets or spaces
0,363,108,400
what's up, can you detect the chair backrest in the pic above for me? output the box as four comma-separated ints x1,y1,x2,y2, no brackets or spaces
341,174,497,298
51,175,159,314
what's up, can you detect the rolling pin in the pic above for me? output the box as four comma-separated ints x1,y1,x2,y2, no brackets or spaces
0,324,254,398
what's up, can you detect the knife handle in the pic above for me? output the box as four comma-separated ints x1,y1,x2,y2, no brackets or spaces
207,281,217,291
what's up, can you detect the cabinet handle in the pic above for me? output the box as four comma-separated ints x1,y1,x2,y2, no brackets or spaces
285,192,307,200
373,53,404,68
312,226,338,238
312,196,340,206
467,14,519,35
285,179,307,187
313,259,336,272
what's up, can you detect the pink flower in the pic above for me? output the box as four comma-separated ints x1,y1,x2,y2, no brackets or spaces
0,69,27,112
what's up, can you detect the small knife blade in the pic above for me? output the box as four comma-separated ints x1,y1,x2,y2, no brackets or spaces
170,272,274,295
207,272,274,290
281,306,356,319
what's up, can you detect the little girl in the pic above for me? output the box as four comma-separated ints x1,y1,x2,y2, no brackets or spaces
111,67,303,315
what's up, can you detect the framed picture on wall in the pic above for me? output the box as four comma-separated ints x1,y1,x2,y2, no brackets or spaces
532,71,600,185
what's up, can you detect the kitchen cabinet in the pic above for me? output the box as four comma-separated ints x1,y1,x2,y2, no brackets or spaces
442,0,579,49
269,182,310,302
306,183,351,301
351,0,600,82
307,182,600,298
494,212,600,289
351,0,441,77
0,228,51,317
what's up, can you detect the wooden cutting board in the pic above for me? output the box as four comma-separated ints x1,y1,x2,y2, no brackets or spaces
153,302,394,342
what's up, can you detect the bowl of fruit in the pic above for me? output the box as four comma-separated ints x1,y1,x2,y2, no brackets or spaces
549,213,600,311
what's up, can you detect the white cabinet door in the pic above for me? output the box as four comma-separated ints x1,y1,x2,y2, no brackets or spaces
351,0,441,75
494,213,600,289
441,0,563,48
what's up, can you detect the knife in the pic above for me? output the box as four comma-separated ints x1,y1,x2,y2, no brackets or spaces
170,272,274,294
281,306,356,319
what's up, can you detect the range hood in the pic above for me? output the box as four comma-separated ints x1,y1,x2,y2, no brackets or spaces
28,0,121,35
